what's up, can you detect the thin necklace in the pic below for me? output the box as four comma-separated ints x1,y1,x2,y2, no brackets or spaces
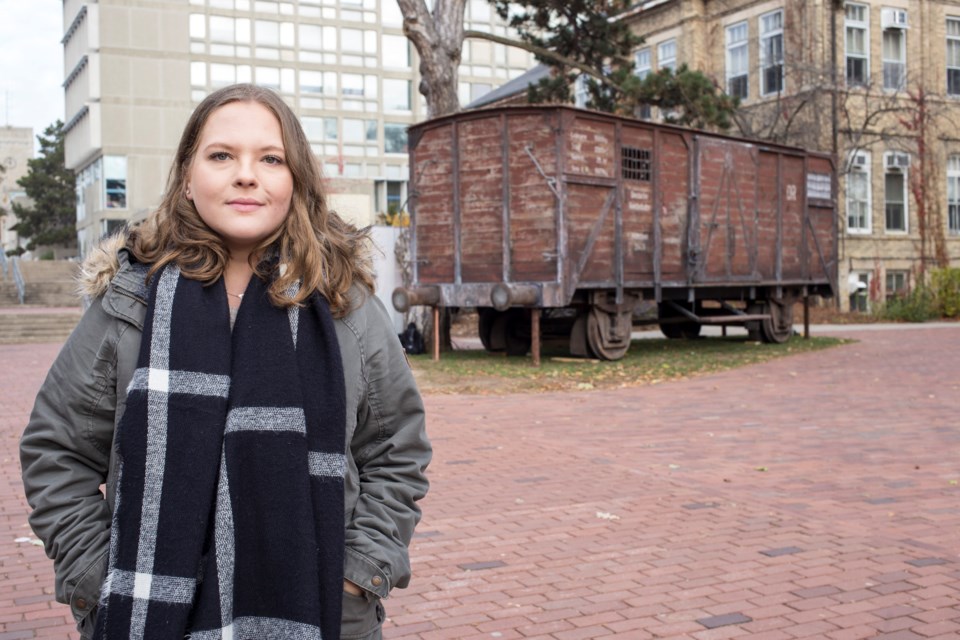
227,291,244,300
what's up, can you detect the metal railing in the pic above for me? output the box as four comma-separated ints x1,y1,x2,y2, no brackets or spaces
0,250,7,280
11,257,25,304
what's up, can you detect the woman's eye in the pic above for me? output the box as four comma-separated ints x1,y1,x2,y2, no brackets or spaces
210,151,230,161
264,155,285,165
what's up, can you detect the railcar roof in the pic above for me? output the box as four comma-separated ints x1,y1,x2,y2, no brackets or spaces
409,105,831,161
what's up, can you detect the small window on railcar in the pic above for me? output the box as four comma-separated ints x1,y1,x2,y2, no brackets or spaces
807,172,832,201
622,146,651,182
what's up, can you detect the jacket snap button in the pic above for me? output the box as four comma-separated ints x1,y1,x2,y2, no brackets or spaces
76,598,87,610
371,576,383,587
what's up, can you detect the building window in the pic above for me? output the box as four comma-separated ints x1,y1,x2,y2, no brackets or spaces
846,151,871,233
849,271,870,312
383,79,411,111
635,48,651,80
189,14,206,39
885,270,909,300
375,179,407,215
882,19,907,90
657,39,676,72
100,219,126,239
725,21,748,99
884,152,909,233
948,18,960,95
299,70,336,95
103,156,127,210
299,24,336,51
760,10,784,95
341,73,365,96
845,3,869,86
302,116,337,142
469,0,491,22
948,155,960,234
209,16,250,43
190,61,207,88
383,34,410,68
343,118,377,144
469,82,492,104
574,75,589,108
634,48,652,118
382,0,403,25
384,123,408,154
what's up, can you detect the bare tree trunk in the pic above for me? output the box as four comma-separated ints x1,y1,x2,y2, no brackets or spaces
396,0,467,118
395,0,467,350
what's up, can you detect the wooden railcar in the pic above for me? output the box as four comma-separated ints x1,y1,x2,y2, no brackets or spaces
393,105,837,360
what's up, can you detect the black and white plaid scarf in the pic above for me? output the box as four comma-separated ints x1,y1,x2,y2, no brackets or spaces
96,264,346,640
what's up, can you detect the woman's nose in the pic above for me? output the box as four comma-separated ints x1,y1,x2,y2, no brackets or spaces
233,159,258,187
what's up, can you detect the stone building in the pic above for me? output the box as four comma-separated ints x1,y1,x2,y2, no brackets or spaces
61,0,533,256
623,0,960,311
0,126,34,255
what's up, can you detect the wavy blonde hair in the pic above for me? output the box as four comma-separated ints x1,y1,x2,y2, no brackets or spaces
129,84,374,315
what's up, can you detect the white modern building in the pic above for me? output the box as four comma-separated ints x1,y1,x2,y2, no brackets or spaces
62,0,534,256
0,126,34,255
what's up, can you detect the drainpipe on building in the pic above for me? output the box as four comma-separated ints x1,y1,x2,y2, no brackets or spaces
830,0,842,310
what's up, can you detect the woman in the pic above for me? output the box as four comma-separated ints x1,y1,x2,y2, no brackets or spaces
20,84,431,640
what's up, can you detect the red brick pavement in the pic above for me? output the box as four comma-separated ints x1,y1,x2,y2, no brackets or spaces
2,326,959,639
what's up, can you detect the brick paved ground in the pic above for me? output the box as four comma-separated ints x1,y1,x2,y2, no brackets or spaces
2,326,959,639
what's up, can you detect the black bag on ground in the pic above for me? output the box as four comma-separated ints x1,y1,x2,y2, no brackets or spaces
399,322,425,355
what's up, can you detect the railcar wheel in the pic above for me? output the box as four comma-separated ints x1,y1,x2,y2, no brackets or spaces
746,303,764,342
657,303,702,340
478,308,505,352
586,306,632,361
503,309,531,356
760,299,795,344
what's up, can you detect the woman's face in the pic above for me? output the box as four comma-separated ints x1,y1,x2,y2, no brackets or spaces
185,101,294,257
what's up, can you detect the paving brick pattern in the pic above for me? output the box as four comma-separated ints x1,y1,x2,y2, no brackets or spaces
2,326,959,638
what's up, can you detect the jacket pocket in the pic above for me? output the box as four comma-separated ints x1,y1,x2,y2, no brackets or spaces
69,550,108,622
341,590,384,640
76,605,98,640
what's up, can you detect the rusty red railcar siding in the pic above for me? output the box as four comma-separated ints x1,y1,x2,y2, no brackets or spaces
406,105,836,310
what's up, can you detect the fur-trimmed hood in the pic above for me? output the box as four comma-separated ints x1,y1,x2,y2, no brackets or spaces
76,233,128,299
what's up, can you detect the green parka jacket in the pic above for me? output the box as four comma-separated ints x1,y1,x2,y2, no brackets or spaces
20,239,431,639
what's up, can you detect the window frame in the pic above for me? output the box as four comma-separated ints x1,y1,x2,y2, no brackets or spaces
846,151,872,234
382,78,411,111
760,9,784,96
103,155,127,211
725,21,749,100
882,22,907,91
848,271,871,312
384,122,408,154
885,270,909,300
883,151,909,234
948,154,960,235
657,39,677,72
948,17,960,96
574,75,589,108
845,3,870,87
635,48,651,80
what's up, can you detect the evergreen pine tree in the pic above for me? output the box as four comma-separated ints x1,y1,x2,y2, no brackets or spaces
10,121,77,250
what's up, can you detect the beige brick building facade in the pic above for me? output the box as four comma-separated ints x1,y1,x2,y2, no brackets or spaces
0,126,35,255
624,0,960,311
61,0,533,257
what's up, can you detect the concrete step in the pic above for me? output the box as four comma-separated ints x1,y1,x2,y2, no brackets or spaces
0,310,82,344
22,282,83,307
1,260,82,307
16,260,80,281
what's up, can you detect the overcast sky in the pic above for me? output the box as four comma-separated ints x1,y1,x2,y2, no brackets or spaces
0,1,65,151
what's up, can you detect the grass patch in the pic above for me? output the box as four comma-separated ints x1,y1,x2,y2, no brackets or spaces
409,336,850,395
